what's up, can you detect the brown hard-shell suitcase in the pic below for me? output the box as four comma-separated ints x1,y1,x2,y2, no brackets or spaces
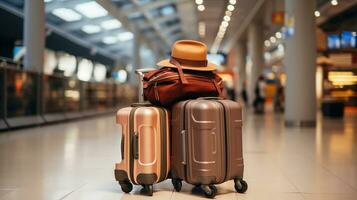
114,104,170,196
170,97,248,198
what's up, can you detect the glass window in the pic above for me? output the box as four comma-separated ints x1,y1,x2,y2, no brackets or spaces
6,69,39,117
42,75,66,114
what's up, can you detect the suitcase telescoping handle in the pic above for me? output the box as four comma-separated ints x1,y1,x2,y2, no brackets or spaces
135,68,156,103
197,97,225,100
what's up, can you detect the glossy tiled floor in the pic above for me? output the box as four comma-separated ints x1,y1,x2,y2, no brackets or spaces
0,109,356,200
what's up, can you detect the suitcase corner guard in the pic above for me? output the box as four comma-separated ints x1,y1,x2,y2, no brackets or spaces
114,169,129,182
136,173,158,185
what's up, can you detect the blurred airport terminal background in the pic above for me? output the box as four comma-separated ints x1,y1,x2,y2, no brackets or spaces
0,0,356,200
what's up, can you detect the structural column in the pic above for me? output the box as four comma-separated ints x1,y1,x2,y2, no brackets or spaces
284,0,316,126
23,0,45,72
247,19,264,105
235,39,247,102
130,29,142,84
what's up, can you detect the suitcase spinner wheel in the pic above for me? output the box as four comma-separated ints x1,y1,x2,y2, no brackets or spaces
234,178,248,193
171,178,182,192
119,181,133,193
201,185,217,198
141,184,154,196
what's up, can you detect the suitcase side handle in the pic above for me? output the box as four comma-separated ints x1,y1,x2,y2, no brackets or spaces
133,134,139,160
181,130,187,165
121,135,125,160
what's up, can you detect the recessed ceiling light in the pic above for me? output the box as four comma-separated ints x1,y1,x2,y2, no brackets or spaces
270,36,276,43
198,5,205,11
102,36,118,44
44,0,53,2
227,5,235,11
101,19,122,30
225,11,232,17
195,0,203,5
52,8,82,22
314,10,321,17
118,32,134,41
81,25,101,34
331,0,338,6
75,1,108,19
223,16,231,22
221,21,229,27
264,40,271,47
220,25,227,31
229,0,236,5
275,32,282,39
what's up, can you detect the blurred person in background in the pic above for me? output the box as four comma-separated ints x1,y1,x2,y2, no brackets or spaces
241,81,248,105
253,75,266,114
274,77,285,112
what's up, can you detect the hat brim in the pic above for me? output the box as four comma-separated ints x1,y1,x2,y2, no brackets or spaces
157,59,216,71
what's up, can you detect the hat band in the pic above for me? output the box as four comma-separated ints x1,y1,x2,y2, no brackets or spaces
170,57,208,67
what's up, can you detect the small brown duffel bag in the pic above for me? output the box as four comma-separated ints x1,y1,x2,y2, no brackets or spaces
143,62,224,107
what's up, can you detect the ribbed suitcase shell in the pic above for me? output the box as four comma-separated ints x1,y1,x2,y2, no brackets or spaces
114,105,170,187
171,98,244,185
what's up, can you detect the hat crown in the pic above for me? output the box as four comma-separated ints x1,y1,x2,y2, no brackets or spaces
171,40,207,61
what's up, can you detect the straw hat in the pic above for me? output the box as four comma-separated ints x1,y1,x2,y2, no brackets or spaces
157,40,216,71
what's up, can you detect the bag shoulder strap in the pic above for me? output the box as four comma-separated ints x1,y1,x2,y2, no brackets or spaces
169,58,188,84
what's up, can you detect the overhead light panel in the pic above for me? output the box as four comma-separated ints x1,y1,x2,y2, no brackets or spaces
102,36,118,44
81,25,101,34
101,19,122,30
52,8,82,22
118,32,134,41
161,6,175,16
198,22,206,37
75,1,108,19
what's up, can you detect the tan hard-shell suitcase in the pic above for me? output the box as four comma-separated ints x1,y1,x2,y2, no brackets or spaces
171,97,247,198
114,69,170,196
